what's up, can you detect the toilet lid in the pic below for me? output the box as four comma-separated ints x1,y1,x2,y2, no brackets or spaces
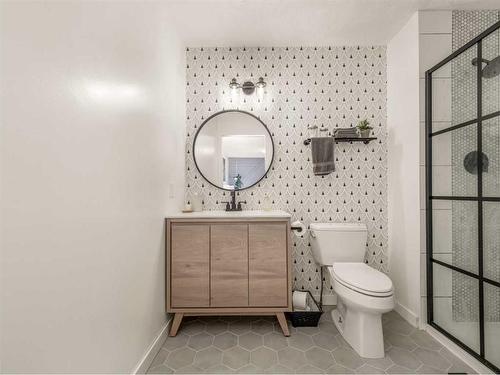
331,263,393,296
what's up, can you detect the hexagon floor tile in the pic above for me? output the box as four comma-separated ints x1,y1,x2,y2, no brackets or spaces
147,308,476,374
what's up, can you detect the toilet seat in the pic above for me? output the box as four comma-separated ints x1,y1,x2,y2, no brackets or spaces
331,263,393,297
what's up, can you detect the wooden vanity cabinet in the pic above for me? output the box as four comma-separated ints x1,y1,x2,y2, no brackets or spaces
211,224,249,307
166,217,292,337
170,224,210,308
249,224,289,307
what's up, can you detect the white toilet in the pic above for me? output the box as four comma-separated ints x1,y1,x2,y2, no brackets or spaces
310,223,394,359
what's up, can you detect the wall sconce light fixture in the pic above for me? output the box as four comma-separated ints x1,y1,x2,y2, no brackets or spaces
229,77,266,95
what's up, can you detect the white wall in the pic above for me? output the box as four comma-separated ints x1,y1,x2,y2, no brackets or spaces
387,10,454,328
0,2,185,372
387,12,421,326
417,10,453,328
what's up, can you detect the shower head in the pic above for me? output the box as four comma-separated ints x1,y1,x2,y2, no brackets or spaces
471,56,500,78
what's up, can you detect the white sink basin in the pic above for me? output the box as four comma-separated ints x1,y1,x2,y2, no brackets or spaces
166,210,291,219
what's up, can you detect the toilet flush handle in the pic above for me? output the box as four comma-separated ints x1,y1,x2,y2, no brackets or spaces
310,230,316,238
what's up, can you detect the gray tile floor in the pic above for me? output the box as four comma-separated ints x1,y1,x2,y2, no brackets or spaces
147,308,476,374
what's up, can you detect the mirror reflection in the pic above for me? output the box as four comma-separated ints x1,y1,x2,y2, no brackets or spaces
193,111,273,190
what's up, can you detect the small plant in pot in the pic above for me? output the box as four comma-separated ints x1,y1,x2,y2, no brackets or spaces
356,119,373,138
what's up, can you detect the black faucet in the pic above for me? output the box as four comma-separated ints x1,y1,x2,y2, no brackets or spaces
223,190,246,211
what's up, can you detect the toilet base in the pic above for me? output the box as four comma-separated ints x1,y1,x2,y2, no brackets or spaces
332,300,385,359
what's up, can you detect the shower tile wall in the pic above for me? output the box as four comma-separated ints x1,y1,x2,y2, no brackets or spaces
184,47,387,298
451,10,500,322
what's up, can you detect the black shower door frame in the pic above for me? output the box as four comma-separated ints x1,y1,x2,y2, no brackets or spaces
425,20,500,373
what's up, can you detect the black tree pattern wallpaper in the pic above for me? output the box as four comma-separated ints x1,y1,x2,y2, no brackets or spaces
185,46,388,298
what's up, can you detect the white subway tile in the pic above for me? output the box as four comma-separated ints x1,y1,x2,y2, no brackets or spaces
433,261,452,297
432,79,452,122
433,121,452,132
432,165,451,196
419,168,452,210
419,78,452,123
433,253,452,263
433,199,452,210
432,209,452,254
431,131,451,166
419,34,452,78
433,297,452,323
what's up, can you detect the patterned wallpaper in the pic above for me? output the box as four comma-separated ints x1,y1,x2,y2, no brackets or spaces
184,47,387,297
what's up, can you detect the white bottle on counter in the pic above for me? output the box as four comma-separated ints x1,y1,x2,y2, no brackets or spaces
262,193,272,211
191,192,203,212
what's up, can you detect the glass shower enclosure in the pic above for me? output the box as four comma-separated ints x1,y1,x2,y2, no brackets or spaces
425,20,500,372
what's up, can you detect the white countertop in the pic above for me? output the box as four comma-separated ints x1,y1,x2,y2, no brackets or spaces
166,210,291,219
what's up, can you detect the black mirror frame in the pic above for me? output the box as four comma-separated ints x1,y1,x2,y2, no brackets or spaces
192,109,274,192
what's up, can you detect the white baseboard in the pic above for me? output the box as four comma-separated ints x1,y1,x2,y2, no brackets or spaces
425,324,494,374
394,302,419,328
132,317,171,374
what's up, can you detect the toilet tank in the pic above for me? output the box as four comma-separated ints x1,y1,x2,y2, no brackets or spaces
310,223,367,266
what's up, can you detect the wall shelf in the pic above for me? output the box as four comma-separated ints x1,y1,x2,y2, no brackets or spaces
303,137,377,146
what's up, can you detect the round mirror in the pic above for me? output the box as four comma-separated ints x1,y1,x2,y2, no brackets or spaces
193,110,274,191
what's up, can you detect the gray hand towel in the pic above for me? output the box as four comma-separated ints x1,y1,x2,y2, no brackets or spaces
311,137,335,176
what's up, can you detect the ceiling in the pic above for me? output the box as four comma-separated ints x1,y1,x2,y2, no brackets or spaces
165,0,500,46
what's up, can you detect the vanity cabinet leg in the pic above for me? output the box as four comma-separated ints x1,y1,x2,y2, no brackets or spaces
169,313,184,337
276,312,290,336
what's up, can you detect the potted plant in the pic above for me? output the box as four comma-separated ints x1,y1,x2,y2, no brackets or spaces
356,119,373,138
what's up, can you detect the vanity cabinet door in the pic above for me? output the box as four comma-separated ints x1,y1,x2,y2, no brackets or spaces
170,224,210,308
248,223,288,307
210,224,249,307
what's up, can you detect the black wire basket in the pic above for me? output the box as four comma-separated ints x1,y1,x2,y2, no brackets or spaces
286,290,323,327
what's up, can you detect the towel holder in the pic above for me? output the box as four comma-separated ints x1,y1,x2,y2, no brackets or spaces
303,136,377,146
